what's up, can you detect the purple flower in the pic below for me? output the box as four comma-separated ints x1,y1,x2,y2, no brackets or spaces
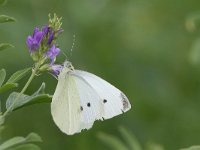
48,31,54,45
51,64,63,76
42,25,54,45
46,45,60,63
26,27,44,52
42,25,50,36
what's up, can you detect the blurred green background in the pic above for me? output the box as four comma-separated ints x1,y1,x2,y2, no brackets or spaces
1,0,200,149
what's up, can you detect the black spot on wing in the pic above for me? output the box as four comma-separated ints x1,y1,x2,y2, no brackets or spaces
120,93,129,111
87,102,91,107
103,99,107,103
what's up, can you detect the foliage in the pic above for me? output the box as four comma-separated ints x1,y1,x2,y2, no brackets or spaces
0,0,7,6
186,12,200,65
0,15,16,23
181,146,200,150
98,127,200,150
0,133,42,150
97,127,163,150
0,68,31,94
6,83,52,111
0,43,14,51
0,66,50,148
0,2,52,149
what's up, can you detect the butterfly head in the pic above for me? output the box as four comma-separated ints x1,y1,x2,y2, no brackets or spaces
63,60,74,69
59,60,74,75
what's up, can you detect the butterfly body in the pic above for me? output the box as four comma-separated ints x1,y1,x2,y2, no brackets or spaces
51,61,131,135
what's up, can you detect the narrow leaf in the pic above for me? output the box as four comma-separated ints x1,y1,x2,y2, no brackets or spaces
181,146,200,150
26,133,42,142
0,43,14,51
0,0,7,6
7,68,31,83
0,125,5,134
0,114,5,125
189,38,200,65
97,132,129,150
0,68,31,94
0,15,16,23
6,83,52,111
0,69,6,87
0,137,25,150
119,126,142,150
146,142,165,150
10,144,41,150
0,132,42,150
0,83,18,94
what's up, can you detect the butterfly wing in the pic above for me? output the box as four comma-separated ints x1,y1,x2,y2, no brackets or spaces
72,75,104,129
71,70,131,120
51,68,82,135
51,68,131,135
51,68,103,135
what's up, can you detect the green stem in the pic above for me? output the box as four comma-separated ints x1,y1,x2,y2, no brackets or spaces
3,65,38,118
19,70,35,96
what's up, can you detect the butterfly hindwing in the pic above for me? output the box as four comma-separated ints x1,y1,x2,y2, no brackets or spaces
51,68,81,135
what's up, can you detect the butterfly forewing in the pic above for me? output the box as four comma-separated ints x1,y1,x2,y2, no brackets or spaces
72,75,104,127
72,70,131,120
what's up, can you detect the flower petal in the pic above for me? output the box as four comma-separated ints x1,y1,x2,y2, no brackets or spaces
33,27,40,37
42,25,50,36
51,64,63,76
34,31,44,43
48,32,54,45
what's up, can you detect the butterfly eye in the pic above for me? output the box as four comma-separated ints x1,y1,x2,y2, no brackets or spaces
103,99,107,103
87,103,91,107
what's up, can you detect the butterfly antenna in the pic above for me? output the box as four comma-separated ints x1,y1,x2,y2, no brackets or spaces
60,34,76,61
70,34,76,57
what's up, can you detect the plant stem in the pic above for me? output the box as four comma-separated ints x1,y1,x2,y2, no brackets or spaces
19,70,35,96
3,65,38,118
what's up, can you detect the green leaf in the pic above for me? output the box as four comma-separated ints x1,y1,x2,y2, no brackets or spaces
0,15,16,23
97,132,129,150
0,43,14,51
119,127,142,150
181,146,200,150
0,68,31,94
0,114,5,125
0,83,18,94
0,125,5,134
6,83,52,111
0,0,7,6
25,133,42,142
7,68,31,83
186,12,200,32
189,38,200,65
9,144,41,150
0,69,6,87
0,132,42,150
146,142,164,150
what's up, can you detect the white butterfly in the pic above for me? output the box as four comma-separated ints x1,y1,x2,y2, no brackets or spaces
51,61,131,135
